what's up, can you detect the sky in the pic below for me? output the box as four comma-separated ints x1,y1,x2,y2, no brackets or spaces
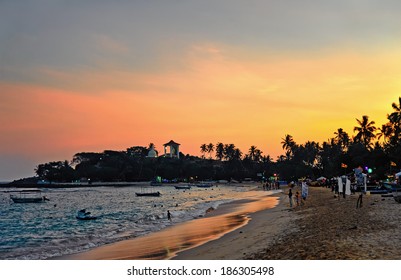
1,0,401,181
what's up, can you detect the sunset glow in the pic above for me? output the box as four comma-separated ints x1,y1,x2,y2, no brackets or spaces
1,1,401,180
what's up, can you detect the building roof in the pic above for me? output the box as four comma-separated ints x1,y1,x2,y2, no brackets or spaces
163,140,180,146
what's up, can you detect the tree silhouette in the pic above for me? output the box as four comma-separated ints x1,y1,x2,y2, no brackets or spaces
353,115,377,149
334,128,350,151
215,142,224,160
200,144,207,159
281,134,296,158
207,143,214,159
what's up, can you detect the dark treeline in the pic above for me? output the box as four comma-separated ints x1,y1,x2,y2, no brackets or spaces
33,97,401,183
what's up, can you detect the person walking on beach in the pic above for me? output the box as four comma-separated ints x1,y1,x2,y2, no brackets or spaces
301,181,309,205
288,188,293,208
167,210,172,221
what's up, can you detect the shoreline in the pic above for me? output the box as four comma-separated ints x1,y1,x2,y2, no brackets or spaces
48,186,401,260
173,191,292,259
52,189,282,260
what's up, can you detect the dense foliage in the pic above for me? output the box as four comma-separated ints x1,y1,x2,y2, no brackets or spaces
34,98,401,183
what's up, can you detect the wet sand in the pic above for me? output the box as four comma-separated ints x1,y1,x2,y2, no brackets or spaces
55,191,280,260
173,192,291,259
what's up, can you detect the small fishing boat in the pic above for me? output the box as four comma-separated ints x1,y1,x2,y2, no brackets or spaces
76,209,97,220
10,189,49,203
174,185,191,190
135,191,161,197
195,182,214,188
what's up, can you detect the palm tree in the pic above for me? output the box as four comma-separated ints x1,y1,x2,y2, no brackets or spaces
353,115,377,149
248,145,257,161
389,97,401,124
248,145,262,162
303,141,320,167
377,123,393,144
207,143,214,159
200,144,207,158
334,128,350,151
388,97,401,139
233,148,243,161
281,134,296,157
215,142,224,160
224,144,236,161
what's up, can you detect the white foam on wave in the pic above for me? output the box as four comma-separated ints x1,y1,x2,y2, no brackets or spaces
0,184,268,259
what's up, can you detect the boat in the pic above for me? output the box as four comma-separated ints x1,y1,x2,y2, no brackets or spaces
76,209,97,220
135,191,161,197
195,182,214,188
174,185,191,190
10,189,49,203
380,181,401,192
365,185,389,194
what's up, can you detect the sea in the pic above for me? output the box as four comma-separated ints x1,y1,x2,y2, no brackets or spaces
0,183,275,260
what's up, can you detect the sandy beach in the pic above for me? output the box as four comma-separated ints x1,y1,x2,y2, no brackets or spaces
55,185,401,260
247,187,401,260
179,186,401,260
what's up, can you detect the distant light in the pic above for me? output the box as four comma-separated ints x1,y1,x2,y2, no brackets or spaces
368,168,373,174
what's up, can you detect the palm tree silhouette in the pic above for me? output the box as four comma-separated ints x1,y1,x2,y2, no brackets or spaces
215,142,224,160
200,144,207,158
388,97,401,138
377,123,393,144
281,134,296,157
334,128,350,151
353,115,377,149
207,143,214,159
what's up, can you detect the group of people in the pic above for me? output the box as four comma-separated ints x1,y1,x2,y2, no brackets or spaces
262,181,280,191
288,181,309,208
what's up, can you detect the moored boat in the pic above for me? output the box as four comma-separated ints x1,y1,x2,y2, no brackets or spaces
10,189,49,203
135,191,161,197
174,185,191,190
196,183,214,188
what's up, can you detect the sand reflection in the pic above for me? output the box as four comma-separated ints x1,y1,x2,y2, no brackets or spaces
63,195,278,260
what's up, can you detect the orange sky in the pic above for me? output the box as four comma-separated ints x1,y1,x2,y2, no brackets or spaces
1,1,401,180
2,44,399,159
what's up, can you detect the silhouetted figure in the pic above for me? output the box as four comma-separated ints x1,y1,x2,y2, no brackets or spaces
167,210,172,221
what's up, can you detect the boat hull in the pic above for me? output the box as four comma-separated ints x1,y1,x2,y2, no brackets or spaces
174,186,191,190
76,216,97,220
10,197,45,203
135,192,161,197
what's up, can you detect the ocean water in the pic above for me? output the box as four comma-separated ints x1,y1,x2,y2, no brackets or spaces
0,183,270,260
